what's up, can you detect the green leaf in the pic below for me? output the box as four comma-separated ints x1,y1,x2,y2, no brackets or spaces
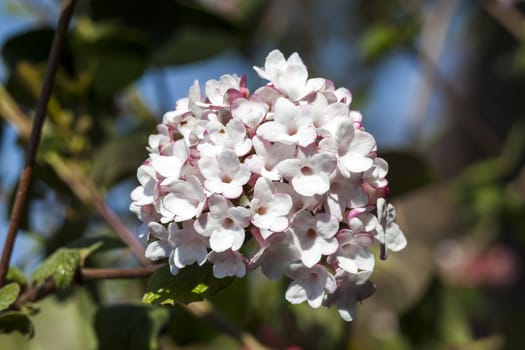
0,311,34,338
31,248,80,290
70,18,149,97
6,267,26,286
90,134,148,187
1,28,54,68
31,242,102,290
0,283,20,311
143,264,234,305
150,27,238,66
94,304,170,350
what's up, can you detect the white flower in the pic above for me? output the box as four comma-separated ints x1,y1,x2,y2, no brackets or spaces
363,157,389,188
324,171,368,220
250,177,293,235
285,263,336,308
319,120,376,176
244,136,296,181
194,194,250,252
169,220,208,269
132,49,406,322
231,98,268,131
328,229,374,273
250,231,300,281
150,139,189,180
145,222,180,275
204,74,242,107
198,149,251,199
256,97,317,147
208,250,247,278
278,151,337,197
375,198,407,258
324,270,375,322
254,50,324,101
289,211,339,268
144,222,172,261
130,162,158,206
198,118,252,157
158,175,206,224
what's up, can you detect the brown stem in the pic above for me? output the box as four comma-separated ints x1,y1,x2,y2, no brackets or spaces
81,265,161,281
415,47,502,156
0,0,78,287
16,266,161,305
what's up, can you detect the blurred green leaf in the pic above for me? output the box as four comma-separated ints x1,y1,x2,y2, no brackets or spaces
31,242,101,289
6,267,27,286
151,27,238,66
88,0,238,45
31,248,80,290
1,28,54,68
90,134,148,187
0,283,20,311
143,264,234,305
71,18,149,97
94,304,170,350
359,24,399,61
0,311,34,338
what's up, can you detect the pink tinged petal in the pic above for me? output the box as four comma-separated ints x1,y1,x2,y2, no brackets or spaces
277,159,301,178
255,121,285,143
194,213,219,237
351,130,376,155
291,174,329,196
386,223,407,252
232,98,268,130
210,230,236,252
228,207,251,227
268,193,293,216
151,155,183,179
340,153,373,173
316,214,339,239
312,152,337,175
335,120,355,155
264,49,286,79
145,241,171,261
285,281,308,305
148,222,169,240
198,157,221,180
295,127,317,147
208,195,231,217
160,193,194,222
220,183,243,199
209,251,246,278
173,243,208,268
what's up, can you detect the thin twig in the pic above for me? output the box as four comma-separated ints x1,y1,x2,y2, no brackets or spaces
415,47,502,156
483,0,525,42
0,0,78,287
81,265,161,280
16,266,161,305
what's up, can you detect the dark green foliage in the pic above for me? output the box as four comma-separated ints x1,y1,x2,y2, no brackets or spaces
0,311,34,338
94,304,170,350
143,264,234,306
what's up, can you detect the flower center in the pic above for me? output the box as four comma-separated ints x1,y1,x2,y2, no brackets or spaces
222,175,232,183
287,127,297,136
257,207,267,215
306,228,317,239
301,166,314,175
223,217,235,228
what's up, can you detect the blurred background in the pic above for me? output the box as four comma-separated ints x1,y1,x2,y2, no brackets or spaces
0,0,524,349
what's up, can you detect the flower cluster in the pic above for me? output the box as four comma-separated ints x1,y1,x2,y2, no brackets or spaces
130,50,407,321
